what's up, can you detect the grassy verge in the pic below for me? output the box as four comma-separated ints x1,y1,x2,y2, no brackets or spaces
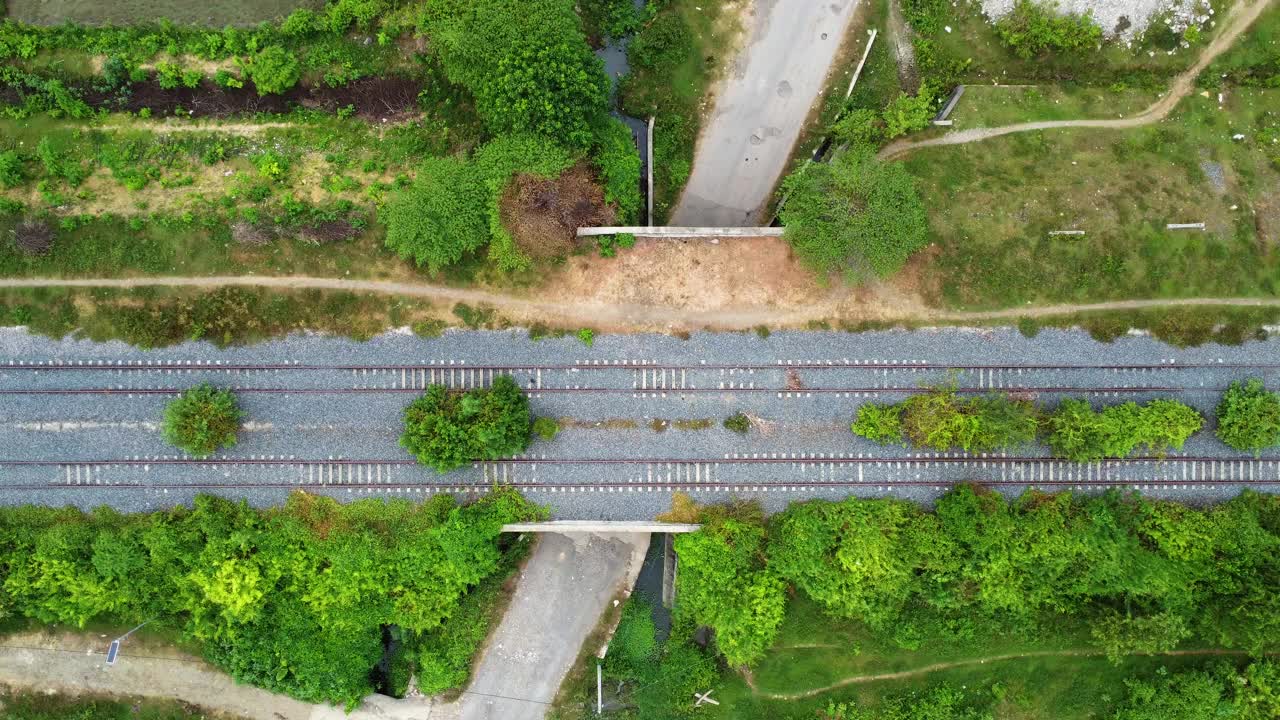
6,0,320,27
947,83,1163,127
902,89,1280,309
0,690,243,720
620,0,735,222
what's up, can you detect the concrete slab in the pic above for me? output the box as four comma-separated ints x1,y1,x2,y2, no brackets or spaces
671,0,860,226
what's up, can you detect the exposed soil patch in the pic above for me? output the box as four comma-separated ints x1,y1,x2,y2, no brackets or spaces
71,75,423,120
1257,182,1280,250
500,163,616,262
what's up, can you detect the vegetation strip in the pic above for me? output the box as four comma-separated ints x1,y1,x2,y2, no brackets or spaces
755,648,1257,700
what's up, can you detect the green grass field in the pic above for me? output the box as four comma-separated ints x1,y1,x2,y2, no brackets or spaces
703,596,1248,720
0,690,237,720
6,0,322,27
948,84,1163,128
904,89,1280,310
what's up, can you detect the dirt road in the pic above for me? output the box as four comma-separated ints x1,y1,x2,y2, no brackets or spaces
4,270,1280,331
671,0,861,226
878,0,1275,160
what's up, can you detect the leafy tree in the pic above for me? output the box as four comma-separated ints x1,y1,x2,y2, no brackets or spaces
851,403,904,444
400,375,531,472
246,46,300,95
477,40,608,147
161,384,243,457
673,514,786,667
1113,668,1225,720
419,0,609,145
779,146,928,280
382,156,488,275
1216,379,1280,455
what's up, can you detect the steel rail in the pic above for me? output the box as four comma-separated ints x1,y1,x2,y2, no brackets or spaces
5,478,1277,491
0,385,1209,395
5,455,1279,467
4,361,1280,371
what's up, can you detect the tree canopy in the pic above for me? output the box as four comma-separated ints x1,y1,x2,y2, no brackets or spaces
0,490,543,707
674,488,1280,669
400,375,532,472
779,147,929,281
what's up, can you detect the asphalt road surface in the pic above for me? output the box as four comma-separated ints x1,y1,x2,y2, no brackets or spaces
457,533,648,720
2,326,1280,516
670,0,859,226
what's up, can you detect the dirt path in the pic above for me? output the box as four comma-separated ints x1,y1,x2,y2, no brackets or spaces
878,0,1275,160
3,273,1279,331
755,648,1255,700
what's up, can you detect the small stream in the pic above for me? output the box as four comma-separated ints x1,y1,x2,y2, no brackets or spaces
594,0,651,219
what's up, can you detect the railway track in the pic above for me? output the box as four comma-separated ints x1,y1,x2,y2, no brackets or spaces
5,455,1279,491
4,359,1276,395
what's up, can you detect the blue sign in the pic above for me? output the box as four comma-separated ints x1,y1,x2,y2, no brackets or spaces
106,640,120,665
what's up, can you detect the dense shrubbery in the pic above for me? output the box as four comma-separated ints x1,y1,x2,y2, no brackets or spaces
854,389,1207,460
779,146,929,280
1043,397,1202,461
1216,379,1280,455
593,117,643,224
400,375,532,472
676,488,1280,668
854,389,1038,452
0,490,542,707
994,0,1103,60
245,45,301,96
161,383,243,457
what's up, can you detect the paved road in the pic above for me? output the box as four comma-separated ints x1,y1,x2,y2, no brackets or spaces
2,326,1280,516
456,533,649,720
670,0,860,226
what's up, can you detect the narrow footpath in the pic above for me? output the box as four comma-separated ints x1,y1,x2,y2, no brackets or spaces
3,274,1280,331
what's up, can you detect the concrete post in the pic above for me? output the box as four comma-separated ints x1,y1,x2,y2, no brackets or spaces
646,116,655,227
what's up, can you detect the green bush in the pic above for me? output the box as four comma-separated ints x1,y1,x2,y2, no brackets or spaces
882,86,936,139
161,383,243,457
724,412,751,434
1216,379,1280,455
594,117,643,223
246,46,301,95
851,403,905,445
400,375,531,472
831,107,884,145
532,416,560,440
994,0,1103,60
0,150,23,188
779,146,929,281
577,328,594,346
